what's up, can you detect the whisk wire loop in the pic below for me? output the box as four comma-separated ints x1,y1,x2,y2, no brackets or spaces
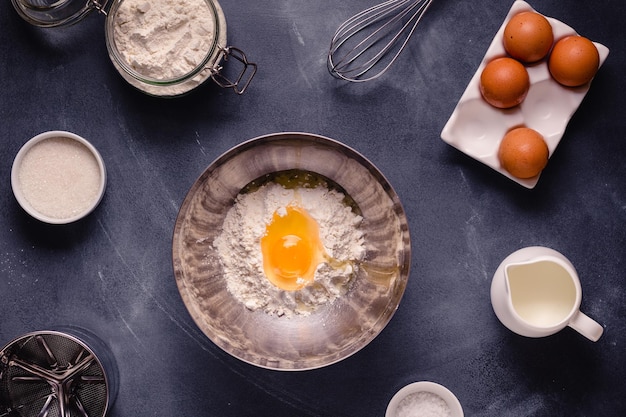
328,0,434,82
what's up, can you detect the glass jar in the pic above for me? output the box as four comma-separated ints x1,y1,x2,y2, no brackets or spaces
10,0,256,96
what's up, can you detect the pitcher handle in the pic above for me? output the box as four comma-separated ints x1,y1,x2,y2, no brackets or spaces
568,311,603,342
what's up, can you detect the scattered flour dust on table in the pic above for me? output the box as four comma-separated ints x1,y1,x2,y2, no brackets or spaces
213,182,366,317
112,0,216,80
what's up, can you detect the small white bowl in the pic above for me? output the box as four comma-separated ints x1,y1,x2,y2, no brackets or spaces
11,131,107,224
386,381,464,417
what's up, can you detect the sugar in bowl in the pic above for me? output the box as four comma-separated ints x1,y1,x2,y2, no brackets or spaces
11,131,107,224
11,0,256,96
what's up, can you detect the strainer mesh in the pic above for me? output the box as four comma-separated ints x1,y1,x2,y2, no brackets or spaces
0,333,107,417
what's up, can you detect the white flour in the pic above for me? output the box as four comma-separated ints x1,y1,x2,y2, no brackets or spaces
112,0,216,80
213,182,366,317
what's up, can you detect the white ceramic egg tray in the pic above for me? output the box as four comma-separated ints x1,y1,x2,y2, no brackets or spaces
440,0,609,189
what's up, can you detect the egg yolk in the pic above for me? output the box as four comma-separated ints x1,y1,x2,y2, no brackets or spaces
261,204,326,291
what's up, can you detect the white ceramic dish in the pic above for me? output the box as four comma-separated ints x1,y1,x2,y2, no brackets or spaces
11,131,107,224
386,381,464,417
440,0,609,189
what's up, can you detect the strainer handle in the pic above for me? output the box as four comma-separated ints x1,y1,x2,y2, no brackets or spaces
211,46,257,95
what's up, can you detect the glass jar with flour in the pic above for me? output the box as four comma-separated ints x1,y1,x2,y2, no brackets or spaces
10,0,256,96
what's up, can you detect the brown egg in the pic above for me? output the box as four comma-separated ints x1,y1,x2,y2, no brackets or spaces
504,11,554,63
549,35,600,87
480,57,530,108
498,127,549,179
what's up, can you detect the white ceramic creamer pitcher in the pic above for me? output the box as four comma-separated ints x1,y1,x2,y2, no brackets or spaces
490,246,603,341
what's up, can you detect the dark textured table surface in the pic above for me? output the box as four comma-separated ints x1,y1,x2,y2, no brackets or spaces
1,1,625,416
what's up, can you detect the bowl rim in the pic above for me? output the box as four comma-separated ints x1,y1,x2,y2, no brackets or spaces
172,131,412,370
11,130,107,225
386,381,464,417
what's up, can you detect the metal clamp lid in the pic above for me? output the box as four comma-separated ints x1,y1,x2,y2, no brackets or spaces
211,46,258,95
92,0,110,15
10,0,110,27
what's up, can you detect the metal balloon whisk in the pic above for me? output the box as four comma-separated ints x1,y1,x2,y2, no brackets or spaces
327,0,434,82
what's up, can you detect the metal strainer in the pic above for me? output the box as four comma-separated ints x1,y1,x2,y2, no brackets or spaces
0,330,117,417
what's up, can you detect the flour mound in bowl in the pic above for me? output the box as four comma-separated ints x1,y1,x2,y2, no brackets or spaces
213,178,366,317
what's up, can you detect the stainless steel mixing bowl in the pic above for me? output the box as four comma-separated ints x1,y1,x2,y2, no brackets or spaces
172,132,411,370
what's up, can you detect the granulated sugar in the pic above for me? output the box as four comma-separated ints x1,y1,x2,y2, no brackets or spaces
18,137,102,220
213,180,365,317
396,391,452,417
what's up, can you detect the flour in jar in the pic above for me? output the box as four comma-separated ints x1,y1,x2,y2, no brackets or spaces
213,173,366,317
112,0,216,80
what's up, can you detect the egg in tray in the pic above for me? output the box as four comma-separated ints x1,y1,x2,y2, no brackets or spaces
440,0,609,189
